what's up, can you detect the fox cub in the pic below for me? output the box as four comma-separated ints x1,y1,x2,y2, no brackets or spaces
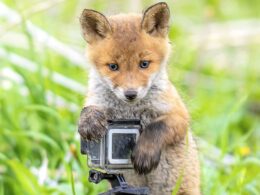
78,2,200,195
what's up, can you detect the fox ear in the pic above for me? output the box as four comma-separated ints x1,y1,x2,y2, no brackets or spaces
80,9,112,43
141,2,170,37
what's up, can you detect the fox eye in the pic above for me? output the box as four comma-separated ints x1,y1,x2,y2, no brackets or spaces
108,63,119,71
139,60,150,69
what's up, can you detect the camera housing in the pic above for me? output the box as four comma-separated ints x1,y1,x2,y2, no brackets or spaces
81,119,140,171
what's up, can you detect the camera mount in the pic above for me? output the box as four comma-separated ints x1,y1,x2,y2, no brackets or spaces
88,169,149,195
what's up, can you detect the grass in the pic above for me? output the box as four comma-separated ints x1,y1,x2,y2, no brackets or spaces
0,0,260,194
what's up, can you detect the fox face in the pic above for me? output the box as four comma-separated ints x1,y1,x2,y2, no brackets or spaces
80,3,170,103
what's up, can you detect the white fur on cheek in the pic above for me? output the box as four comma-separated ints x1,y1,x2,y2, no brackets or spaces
137,87,148,100
103,77,115,90
113,87,127,101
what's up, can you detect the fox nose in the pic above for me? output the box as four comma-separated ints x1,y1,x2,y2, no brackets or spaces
124,89,137,101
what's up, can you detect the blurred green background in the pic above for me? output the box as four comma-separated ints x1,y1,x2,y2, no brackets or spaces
0,0,259,194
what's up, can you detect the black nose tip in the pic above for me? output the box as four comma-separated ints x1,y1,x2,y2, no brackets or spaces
124,90,137,101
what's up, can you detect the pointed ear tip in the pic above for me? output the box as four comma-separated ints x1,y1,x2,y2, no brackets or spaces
81,9,107,19
144,2,170,15
159,2,170,11
159,2,168,7
80,9,92,21
80,9,105,24
81,9,96,16
159,2,170,17
154,2,169,8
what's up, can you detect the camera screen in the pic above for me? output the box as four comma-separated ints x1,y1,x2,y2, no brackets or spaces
112,133,136,159
107,128,139,164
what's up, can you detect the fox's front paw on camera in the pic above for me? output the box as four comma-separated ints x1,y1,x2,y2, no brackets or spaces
131,141,161,175
78,106,107,140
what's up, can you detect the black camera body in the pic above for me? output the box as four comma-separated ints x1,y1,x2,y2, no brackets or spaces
81,119,140,172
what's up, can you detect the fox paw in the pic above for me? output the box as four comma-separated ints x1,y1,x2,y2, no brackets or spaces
78,106,107,140
131,140,161,174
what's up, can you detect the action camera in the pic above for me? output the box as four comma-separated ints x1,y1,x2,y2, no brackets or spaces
80,119,140,171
